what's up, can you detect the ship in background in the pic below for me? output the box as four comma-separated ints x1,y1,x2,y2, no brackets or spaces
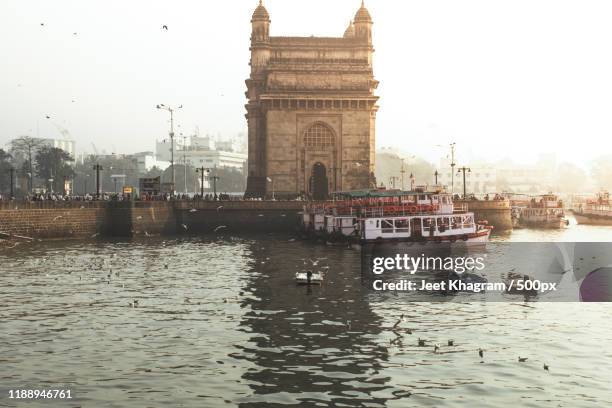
517,194,569,229
572,191,612,226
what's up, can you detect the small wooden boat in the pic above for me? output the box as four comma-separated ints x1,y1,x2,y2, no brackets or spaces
295,271,323,285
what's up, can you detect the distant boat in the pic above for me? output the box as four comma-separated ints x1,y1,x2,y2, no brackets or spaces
571,191,612,226
295,271,323,285
519,194,568,229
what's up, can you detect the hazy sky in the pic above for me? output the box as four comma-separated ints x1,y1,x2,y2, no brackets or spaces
1,0,611,168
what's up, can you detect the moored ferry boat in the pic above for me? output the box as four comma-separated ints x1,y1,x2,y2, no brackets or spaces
302,188,493,246
571,191,612,225
519,194,568,229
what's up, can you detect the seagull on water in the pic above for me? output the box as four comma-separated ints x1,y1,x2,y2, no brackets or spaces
479,348,484,358
418,338,426,347
189,208,197,213
392,314,405,330
434,344,440,353
448,339,454,346
543,363,549,371
518,357,528,362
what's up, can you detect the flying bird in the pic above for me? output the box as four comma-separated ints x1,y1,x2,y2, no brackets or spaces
45,115,51,119
189,208,197,213
53,215,63,221
216,206,223,211
392,314,404,329
214,225,227,232
162,25,168,30
181,224,188,230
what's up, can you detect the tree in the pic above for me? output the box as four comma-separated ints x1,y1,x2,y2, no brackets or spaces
0,149,13,194
375,151,435,189
162,164,199,194
35,146,75,193
10,136,44,192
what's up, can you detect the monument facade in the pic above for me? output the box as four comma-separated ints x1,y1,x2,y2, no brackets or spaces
245,1,379,199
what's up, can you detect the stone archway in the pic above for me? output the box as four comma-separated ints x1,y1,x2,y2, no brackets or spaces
303,122,336,198
310,162,328,200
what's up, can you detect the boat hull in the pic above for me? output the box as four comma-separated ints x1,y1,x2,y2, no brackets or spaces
359,228,491,246
572,211,612,226
519,218,567,229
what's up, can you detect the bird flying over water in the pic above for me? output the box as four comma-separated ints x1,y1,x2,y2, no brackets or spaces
214,225,227,232
181,224,188,230
162,25,168,30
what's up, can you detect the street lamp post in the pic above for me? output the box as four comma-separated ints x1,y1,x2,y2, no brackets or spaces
400,159,406,190
196,167,206,197
156,104,182,195
93,164,103,199
183,135,187,194
434,170,439,185
457,166,471,199
196,167,220,200
450,142,456,194
9,167,15,198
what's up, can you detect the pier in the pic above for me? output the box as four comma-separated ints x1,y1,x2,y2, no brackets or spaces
0,200,304,240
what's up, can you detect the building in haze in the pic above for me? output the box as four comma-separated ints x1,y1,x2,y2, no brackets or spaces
245,1,379,199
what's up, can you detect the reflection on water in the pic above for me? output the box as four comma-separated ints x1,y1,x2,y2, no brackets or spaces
0,227,611,407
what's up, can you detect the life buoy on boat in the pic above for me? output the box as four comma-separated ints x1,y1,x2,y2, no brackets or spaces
450,236,457,243
462,235,469,242
409,206,417,213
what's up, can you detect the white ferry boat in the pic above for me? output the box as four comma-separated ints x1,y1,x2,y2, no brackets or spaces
519,194,568,229
572,191,612,226
302,188,492,245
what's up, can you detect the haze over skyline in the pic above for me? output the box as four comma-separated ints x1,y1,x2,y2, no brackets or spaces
2,0,611,168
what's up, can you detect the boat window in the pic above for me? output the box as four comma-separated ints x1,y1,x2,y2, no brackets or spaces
452,216,462,228
395,219,409,232
382,220,394,233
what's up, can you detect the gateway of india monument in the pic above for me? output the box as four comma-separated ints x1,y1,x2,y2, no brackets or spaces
245,1,379,199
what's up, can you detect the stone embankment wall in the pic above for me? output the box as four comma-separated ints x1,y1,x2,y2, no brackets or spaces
456,199,513,231
0,201,304,240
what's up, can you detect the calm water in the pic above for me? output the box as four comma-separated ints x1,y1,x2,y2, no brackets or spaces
1,223,612,407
